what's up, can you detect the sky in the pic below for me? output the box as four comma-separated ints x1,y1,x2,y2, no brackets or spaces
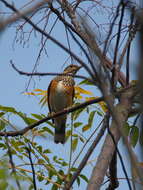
0,0,141,189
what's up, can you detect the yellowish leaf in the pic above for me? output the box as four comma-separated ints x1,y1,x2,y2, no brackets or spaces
98,101,108,113
85,97,96,101
75,86,93,96
130,80,137,85
24,88,47,107
75,93,83,99
24,92,36,95
33,89,44,92
82,124,90,132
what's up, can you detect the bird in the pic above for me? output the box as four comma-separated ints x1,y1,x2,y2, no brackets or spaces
47,64,81,144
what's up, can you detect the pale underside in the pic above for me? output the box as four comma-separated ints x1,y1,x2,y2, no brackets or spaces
50,81,69,112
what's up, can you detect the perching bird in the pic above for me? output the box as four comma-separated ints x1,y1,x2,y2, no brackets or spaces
47,64,81,144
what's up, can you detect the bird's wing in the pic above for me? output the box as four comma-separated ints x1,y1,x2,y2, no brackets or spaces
47,80,54,123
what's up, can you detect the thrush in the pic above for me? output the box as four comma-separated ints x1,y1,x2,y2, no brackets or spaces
47,64,81,144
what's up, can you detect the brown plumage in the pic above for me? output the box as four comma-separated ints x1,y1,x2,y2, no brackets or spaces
47,65,81,144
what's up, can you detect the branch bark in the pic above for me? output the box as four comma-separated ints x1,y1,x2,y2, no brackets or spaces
87,90,133,190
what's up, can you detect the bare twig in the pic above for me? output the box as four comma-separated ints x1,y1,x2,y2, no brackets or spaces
0,0,49,30
9,165,62,188
10,61,93,82
112,1,126,88
5,137,21,190
1,0,94,80
106,123,132,190
26,144,37,190
106,151,119,190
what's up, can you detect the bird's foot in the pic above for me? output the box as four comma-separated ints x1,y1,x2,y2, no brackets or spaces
48,111,55,117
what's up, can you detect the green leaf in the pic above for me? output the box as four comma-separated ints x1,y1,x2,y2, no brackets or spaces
130,126,139,147
0,120,5,130
79,136,85,143
41,127,54,135
38,159,45,164
0,105,16,113
24,117,37,125
29,184,34,190
96,110,103,117
79,79,94,86
16,112,36,125
51,184,58,190
82,124,90,132
66,130,71,140
72,134,78,138
37,145,43,153
46,121,55,128
39,95,47,107
72,104,85,120
0,112,5,117
70,167,77,172
88,111,96,126
31,114,44,120
80,174,89,183
0,143,7,149
139,129,143,145
72,138,78,152
123,122,131,136
74,122,82,128
43,149,51,154
76,176,80,186
37,174,44,182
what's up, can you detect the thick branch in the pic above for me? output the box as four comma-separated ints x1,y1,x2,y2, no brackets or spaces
87,103,130,190
87,86,142,189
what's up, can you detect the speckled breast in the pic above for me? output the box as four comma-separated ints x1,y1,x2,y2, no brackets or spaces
49,76,74,112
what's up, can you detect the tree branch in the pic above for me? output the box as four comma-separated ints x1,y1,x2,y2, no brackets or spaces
57,0,126,87
0,0,49,31
64,114,109,190
10,61,92,82
0,97,103,137
26,144,37,190
87,85,143,190
0,0,94,81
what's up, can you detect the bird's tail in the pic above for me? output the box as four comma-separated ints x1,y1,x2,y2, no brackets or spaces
54,118,66,144
54,132,65,144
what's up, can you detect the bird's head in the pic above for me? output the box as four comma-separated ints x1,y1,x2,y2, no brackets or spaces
63,64,81,75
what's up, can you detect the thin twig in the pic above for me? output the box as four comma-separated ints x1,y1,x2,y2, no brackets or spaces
1,0,94,80
126,8,135,85
10,61,93,82
106,151,119,190
106,124,132,190
5,137,21,190
63,114,109,190
112,1,126,89
26,144,37,190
